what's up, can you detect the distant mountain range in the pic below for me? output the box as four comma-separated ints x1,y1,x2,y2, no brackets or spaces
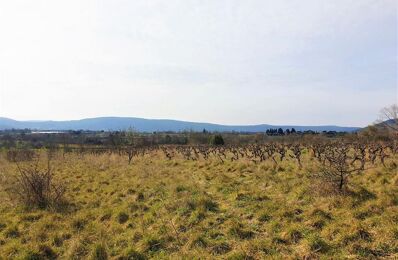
0,117,360,133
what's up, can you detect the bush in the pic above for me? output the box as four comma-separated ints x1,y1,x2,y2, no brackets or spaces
9,157,66,209
210,135,224,146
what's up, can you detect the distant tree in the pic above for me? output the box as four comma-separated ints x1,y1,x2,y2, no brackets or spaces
125,127,139,164
268,128,278,136
277,128,284,135
109,131,123,152
210,134,224,146
285,129,291,135
291,128,296,134
125,127,138,145
165,134,172,144
60,134,71,157
255,133,264,143
2,134,16,148
181,136,188,145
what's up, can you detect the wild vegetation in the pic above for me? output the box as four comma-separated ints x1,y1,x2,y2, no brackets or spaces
0,128,397,259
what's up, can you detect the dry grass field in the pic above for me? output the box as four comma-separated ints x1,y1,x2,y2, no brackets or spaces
0,146,397,259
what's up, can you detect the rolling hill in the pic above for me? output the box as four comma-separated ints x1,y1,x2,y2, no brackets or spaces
0,117,360,132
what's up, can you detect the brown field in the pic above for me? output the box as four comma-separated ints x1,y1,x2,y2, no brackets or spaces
0,143,397,259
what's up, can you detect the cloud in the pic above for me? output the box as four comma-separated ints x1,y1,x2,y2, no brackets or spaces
0,0,396,126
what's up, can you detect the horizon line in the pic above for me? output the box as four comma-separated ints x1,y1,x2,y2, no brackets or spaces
0,116,363,128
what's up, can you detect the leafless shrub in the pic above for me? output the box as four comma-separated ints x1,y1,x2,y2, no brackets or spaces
350,143,367,171
314,145,362,193
9,154,66,210
290,144,303,169
125,147,138,165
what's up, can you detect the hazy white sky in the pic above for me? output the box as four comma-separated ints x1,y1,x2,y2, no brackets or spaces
0,0,396,126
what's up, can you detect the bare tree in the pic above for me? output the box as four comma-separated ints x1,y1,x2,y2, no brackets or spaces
377,104,398,132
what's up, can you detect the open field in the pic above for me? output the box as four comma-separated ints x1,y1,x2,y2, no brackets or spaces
0,143,397,259
1,0,396,258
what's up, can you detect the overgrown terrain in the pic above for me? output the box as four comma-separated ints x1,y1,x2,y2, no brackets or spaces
0,141,397,259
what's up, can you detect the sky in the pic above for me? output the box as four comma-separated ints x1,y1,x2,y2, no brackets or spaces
0,0,396,127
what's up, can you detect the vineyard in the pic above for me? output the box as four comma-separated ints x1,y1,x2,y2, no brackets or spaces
0,138,397,259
